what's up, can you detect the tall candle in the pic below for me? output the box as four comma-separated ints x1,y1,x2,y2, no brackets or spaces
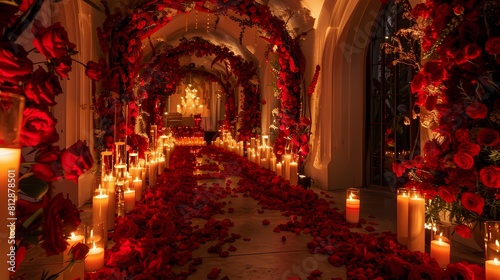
84,243,104,272
345,188,360,224
486,258,500,280
260,158,268,169
430,238,450,268
397,189,409,245
289,162,298,186
270,157,276,172
63,232,85,280
133,178,142,201
149,161,157,187
103,176,115,231
283,155,291,180
408,191,425,252
92,187,109,235
124,188,135,212
276,162,283,177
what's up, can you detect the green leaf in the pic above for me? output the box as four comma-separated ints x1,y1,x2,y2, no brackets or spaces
19,176,48,200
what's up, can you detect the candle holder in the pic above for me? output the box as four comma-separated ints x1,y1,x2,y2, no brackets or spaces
84,221,105,272
485,221,500,280
114,140,126,165
397,188,409,245
430,222,451,268
345,188,360,224
0,93,24,279
101,150,113,178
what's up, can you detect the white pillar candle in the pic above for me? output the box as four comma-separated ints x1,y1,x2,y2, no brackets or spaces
124,188,135,212
408,191,425,252
84,244,104,272
276,162,283,177
486,258,500,280
149,161,157,186
260,158,268,169
269,157,276,172
430,238,450,268
158,158,165,175
397,189,409,245
102,176,115,231
133,178,142,201
283,155,291,180
92,188,108,235
250,137,255,149
345,188,360,224
255,153,261,165
289,162,298,185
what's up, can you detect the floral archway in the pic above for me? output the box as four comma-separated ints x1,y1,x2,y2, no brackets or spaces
95,0,318,163
139,36,260,139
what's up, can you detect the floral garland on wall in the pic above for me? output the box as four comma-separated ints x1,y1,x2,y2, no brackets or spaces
392,0,500,237
95,0,317,163
1,0,95,272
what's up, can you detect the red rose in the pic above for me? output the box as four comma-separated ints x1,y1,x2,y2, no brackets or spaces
33,21,76,59
69,242,89,261
408,263,444,280
480,165,500,188
20,107,59,148
392,163,405,177
465,101,488,119
410,73,428,93
460,192,484,215
134,238,156,259
464,44,482,60
107,246,139,267
32,145,64,182
453,152,474,169
458,142,480,156
453,5,464,16
454,224,472,239
455,129,470,142
85,60,103,81
385,256,412,278
41,193,81,256
61,140,93,183
485,37,500,55
445,262,481,279
24,66,62,106
113,217,139,243
438,186,457,203
0,42,33,84
476,128,500,146
52,56,73,79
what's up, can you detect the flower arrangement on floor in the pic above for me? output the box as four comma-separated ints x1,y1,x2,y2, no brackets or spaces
0,0,96,271
391,0,500,238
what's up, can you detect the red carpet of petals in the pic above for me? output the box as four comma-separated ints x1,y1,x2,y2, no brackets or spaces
88,146,485,280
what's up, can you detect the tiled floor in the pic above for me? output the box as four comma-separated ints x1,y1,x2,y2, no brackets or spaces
15,161,485,279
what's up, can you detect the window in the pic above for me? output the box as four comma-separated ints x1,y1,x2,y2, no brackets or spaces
366,0,419,189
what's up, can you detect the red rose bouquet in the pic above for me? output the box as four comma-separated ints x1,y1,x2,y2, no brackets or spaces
392,0,500,238
0,0,98,269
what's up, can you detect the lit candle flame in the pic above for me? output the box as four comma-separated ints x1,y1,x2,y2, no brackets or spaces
71,232,75,239
495,258,499,265
90,229,94,239
93,242,97,251
349,194,353,200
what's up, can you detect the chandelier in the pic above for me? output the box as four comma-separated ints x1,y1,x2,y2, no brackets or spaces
177,84,203,116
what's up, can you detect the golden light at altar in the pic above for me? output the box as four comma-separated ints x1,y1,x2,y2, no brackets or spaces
177,84,203,116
